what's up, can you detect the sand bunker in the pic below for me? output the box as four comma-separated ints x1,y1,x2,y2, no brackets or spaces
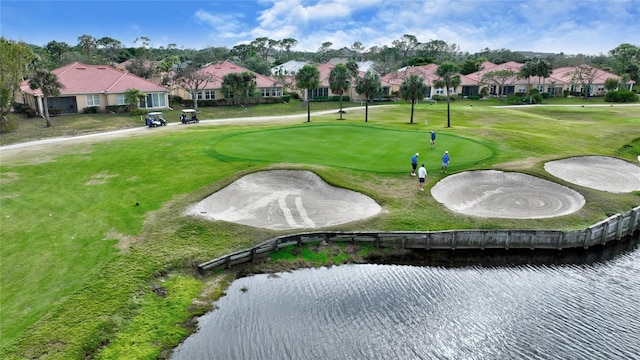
544,156,640,193
185,170,381,230
431,170,585,219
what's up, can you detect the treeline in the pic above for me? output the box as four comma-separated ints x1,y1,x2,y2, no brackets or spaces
22,34,640,83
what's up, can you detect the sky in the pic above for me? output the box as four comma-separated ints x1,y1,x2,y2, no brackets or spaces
1,0,638,55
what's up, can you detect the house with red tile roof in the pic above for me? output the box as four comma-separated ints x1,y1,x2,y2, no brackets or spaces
175,60,283,105
20,62,169,115
271,62,393,102
390,61,633,99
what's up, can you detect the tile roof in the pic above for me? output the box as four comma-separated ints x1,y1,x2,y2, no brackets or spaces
198,60,279,89
21,62,167,96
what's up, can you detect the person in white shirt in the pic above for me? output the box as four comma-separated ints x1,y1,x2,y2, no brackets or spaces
418,164,427,191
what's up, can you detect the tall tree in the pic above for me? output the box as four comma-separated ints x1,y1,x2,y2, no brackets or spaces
44,40,71,67
419,39,459,63
316,42,334,63
392,34,420,65
329,64,351,120
279,38,298,61
29,68,64,127
565,64,600,99
0,38,35,132
295,65,320,122
174,64,213,110
351,41,365,61
222,71,257,106
479,69,518,100
609,43,640,83
434,62,461,128
231,44,255,62
355,70,381,123
77,34,96,63
96,36,122,64
400,74,429,124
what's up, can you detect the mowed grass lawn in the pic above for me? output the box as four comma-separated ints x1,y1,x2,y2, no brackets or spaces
1,100,639,359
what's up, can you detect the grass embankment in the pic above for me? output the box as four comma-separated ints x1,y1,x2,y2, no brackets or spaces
0,99,639,359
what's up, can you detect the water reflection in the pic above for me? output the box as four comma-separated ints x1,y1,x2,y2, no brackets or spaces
172,237,640,360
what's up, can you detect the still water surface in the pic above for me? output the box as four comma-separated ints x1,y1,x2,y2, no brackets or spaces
172,239,640,360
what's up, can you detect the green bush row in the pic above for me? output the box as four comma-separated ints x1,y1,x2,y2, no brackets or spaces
605,90,639,103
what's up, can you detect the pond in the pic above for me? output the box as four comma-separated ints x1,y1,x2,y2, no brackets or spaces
171,237,640,359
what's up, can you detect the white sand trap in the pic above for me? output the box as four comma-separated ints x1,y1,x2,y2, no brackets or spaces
431,170,585,219
544,156,640,193
185,170,381,230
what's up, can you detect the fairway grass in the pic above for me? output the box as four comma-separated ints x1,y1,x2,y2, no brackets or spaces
0,101,639,359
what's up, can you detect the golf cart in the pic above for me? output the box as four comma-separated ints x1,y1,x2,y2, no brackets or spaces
145,112,167,127
180,109,199,124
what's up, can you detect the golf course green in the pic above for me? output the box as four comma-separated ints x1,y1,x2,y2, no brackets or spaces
212,123,492,172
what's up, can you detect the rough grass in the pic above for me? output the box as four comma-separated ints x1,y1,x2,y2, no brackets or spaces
0,99,639,359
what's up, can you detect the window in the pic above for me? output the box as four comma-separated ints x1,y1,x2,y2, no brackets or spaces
226,91,234,99
205,90,215,100
537,85,544,92
518,85,527,93
197,92,203,100
310,88,328,98
117,94,126,105
86,94,100,106
261,87,282,97
435,88,444,95
141,93,166,108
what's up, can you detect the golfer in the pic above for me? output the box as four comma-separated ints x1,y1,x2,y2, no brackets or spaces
418,164,427,190
430,130,436,148
411,153,419,176
441,151,450,173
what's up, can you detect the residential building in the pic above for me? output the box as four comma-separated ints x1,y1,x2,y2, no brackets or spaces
177,60,283,104
20,62,169,115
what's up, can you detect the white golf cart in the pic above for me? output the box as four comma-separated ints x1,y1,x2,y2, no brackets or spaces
180,109,199,124
145,112,167,127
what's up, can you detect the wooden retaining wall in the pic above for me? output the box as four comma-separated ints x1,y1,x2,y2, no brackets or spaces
198,206,640,273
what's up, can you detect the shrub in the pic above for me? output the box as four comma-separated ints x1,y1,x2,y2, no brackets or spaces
282,95,291,103
49,108,62,117
605,90,639,103
131,108,147,116
0,117,17,133
468,95,480,100
169,95,183,104
106,105,127,113
507,95,525,104
83,106,99,113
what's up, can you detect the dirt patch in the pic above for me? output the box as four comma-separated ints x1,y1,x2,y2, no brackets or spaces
85,171,118,185
106,229,137,252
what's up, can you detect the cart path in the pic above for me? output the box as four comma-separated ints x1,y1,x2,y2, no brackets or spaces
0,106,379,151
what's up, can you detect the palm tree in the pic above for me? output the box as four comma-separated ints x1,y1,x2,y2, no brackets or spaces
295,65,320,123
329,64,350,120
434,62,461,128
29,68,64,127
355,70,381,123
400,74,429,124
124,88,145,112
